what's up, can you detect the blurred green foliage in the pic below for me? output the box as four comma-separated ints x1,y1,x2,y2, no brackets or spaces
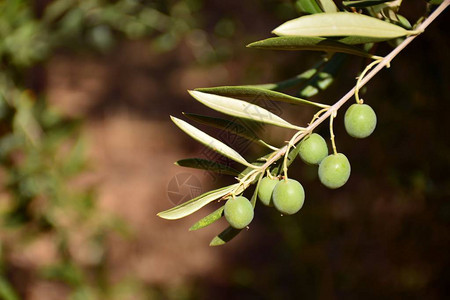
0,0,205,298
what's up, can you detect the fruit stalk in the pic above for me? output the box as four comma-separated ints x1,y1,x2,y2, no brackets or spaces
251,0,449,174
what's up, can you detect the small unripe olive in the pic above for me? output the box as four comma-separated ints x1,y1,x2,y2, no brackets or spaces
344,103,377,138
224,196,254,229
272,179,305,215
318,153,351,189
258,177,279,206
298,133,329,165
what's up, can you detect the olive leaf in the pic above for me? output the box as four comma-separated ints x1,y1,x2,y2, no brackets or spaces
342,0,397,8
188,90,303,130
272,12,413,38
332,35,396,45
317,0,339,12
183,113,278,150
209,226,242,246
157,184,238,220
298,53,346,98
175,158,240,176
296,0,323,14
171,116,252,167
189,206,224,231
195,85,328,107
252,59,326,90
247,36,379,59
209,174,262,246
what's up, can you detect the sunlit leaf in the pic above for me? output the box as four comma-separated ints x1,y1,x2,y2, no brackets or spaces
247,36,379,59
317,0,339,12
188,91,303,130
175,158,239,176
183,113,277,150
171,116,251,167
189,206,224,231
158,184,237,220
272,12,412,38
196,85,328,107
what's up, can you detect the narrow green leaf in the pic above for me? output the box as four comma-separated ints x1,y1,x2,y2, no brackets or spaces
251,59,326,90
189,206,224,231
396,15,412,30
183,113,278,150
272,12,412,38
296,0,323,14
195,86,328,108
209,226,242,246
188,90,303,130
343,0,396,8
247,36,378,59
332,35,395,44
157,184,237,220
171,116,251,167
317,0,339,12
298,53,346,98
176,158,239,176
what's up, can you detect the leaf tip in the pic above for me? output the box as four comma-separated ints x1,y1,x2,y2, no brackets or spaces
209,239,223,247
188,89,203,99
271,28,281,36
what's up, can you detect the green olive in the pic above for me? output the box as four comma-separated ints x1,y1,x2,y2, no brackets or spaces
224,196,254,229
258,177,279,206
272,179,305,215
298,133,329,165
344,103,377,138
318,153,351,189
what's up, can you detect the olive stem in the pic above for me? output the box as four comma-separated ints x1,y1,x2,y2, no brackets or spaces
226,1,448,199
354,58,383,104
329,110,338,155
249,0,449,175
282,130,303,180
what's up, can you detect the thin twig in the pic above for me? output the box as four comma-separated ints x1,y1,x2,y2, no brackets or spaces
257,0,449,170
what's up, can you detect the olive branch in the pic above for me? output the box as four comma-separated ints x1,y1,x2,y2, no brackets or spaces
158,0,449,246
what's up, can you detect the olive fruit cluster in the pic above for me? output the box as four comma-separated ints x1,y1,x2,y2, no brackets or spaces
297,133,350,189
258,177,305,215
224,103,377,228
